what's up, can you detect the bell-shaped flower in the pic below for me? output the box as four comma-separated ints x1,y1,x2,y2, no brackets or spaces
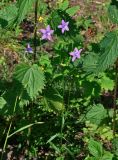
58,20,69,34
69,48,82,62
40,25,54,41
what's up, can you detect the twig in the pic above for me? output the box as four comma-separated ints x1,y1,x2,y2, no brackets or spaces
34,0,38,61
113,63,118,136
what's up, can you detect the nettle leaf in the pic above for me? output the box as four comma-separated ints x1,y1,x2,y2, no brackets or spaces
96,31,118,72
86,104,107,125
83,52,98,73
16,0,35,24
59,0,69,10
101,151,113,160
44,88,65,112
88,139,103,158
108,5,118,24
66,6,80,16
0,4,18,27
98,73,114,91
14,64,45,99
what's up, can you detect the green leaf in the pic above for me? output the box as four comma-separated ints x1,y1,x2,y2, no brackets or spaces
14,64,45,99
44,88,65,112
83,52,98,73
86,104,107,125
108,5,118,24
88,139,103,158
16,0,34,24
47,133,61,143
59,0,69,10
0,97,6,109
0,4,18,27
112,137,118,157
98,73,114,91
49,142,61,154
8,122,44,138
101,151,113,160
66,6,80,16
96,31,118,72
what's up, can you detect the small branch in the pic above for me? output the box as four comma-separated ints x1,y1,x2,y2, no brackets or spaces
34,0,38,61
113,62,118,136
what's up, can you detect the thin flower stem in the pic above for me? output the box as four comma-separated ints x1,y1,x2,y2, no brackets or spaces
34,0,38,61
1,96,18,160
113,63,118,136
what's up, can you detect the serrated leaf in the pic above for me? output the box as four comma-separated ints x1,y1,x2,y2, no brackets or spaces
88,139,103,158
0,4,18,27
66,6,80,16
86,104,107,125
45,88,65,112
16,0,34,24
108,5,118,24
101,151,113,160
98,73,114,91
83,52,98,73
14,64,45,99
96,31,118,72
59,0,69,10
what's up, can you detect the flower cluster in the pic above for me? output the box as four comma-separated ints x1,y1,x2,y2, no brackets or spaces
26,19,82,61
39,20,69,41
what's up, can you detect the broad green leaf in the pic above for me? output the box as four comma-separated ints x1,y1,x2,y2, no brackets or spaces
14,64,45,99
98,73,114,91
59,0,69,10
83,52,98,73
0,97,6,109
96,31,118,72
16,0,34,24
101,151,113,160
88,139,103,158
108,5,118,24
86,104,107,125
45,88,65,112
0,4,18,27
66,6,80,16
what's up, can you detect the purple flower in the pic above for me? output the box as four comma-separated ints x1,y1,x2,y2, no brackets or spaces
26,43,33,53
40,25,54,41
58,20,69,34
69,48,82,62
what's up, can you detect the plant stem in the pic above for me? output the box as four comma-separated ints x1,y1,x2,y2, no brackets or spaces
1,97,18,160
113,63,118,136
34,0,38,61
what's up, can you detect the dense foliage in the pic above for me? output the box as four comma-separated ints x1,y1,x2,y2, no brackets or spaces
0,0,118,159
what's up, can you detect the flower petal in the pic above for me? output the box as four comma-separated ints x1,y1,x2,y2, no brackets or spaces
42,34,47,40
62,28,65,33
72,56,76,62
58,25,62,29
69,52,74,56
40,29,46,33
46,25,51,31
